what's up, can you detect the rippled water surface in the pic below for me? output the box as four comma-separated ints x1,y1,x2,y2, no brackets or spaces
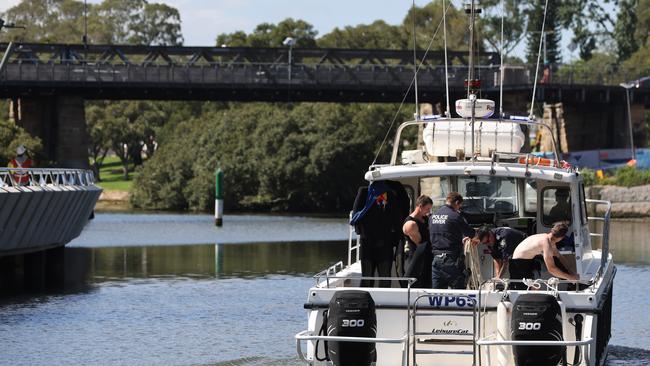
0,214,648,366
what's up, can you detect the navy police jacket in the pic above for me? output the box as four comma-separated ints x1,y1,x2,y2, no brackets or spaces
429,204,475,258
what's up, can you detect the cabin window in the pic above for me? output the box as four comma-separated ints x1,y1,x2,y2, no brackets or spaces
579,183,588,225
542,187,572,226
524,180,538,215
457,176,517,215
419,177,449,211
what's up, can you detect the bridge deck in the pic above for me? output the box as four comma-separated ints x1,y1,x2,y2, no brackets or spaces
1,43,646,103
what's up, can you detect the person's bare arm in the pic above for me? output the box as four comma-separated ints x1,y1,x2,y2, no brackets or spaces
542,239,578,280
402,221,422,244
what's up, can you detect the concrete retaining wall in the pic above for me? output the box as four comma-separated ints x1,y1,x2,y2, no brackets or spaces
586,185,650,217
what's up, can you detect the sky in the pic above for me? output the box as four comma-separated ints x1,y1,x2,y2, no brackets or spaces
0,0,613,61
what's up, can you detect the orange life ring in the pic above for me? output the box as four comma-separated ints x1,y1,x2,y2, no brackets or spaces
517,156,570,168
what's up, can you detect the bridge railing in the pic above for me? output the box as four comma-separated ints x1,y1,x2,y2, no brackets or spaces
0,61,530,88
0,168,97,188
1,60,643,89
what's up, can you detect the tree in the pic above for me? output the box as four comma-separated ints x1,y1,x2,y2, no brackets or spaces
403,0,471,52
318,20,406,49
526,0,561,65
558,0,616,61
0,119,42,166
85,101,111,180
215,18,317,48
614,0,639,61
635,0,650,48
1,0,183,45
480,0,526,55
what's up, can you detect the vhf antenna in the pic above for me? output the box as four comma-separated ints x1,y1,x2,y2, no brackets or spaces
464,1,482,159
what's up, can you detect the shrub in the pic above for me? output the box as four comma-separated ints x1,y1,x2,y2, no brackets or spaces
611,166,650,187
580,168,597,186
131,102,404,212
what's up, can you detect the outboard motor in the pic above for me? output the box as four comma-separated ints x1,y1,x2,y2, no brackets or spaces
326,290,377,366
511,293,565,366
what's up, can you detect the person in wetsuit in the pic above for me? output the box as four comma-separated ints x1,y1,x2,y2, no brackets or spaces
510,222,578,289
429,192,475,289
402,195,433,288
476,226,527,279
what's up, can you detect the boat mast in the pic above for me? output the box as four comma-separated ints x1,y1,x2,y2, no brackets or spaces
465,0,481,159
412,0,420,121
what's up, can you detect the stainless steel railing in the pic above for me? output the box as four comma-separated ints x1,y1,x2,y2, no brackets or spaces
0,168,97,188
586,199,612,282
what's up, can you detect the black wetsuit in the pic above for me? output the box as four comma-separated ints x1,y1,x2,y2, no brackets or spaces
403,215,432,288
429,204,475,289
351,181,409,288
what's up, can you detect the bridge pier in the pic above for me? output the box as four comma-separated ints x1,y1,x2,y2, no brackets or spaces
11,96,89,169
540,101,647,153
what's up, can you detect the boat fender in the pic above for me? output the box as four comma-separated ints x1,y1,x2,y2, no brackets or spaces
497,299,514,366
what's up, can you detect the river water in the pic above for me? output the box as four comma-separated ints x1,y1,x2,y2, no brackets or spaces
0,214,648,366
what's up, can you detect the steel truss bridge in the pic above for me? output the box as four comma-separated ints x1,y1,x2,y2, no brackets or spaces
1,42,645,103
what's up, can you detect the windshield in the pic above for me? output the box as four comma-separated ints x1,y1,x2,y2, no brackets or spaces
458,176,518,215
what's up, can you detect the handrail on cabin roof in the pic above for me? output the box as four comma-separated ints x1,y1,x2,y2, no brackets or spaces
389,117,561,167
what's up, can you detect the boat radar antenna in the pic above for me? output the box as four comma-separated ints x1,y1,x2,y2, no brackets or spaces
464,0,482,159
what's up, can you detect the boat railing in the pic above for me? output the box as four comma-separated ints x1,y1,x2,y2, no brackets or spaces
295,331,409,366
585,199,612,282
297,276,417,366
347,211,360,266
0,168,97,188
388,119,562,168
313,261,344,284
475,278,595,364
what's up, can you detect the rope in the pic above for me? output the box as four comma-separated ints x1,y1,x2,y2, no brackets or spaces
371,1,453,165
529,0,550,119
464,240,483,290
522,278,543,290
546,277,560,297
443,0,451,117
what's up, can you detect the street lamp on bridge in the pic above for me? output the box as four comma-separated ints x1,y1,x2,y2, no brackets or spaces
283,37,295,84
619,76,649,161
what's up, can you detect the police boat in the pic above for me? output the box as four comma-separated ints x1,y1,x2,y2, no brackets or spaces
294,1,615,364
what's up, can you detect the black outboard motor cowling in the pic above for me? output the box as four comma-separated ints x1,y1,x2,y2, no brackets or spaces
511,293,565,366
327,290,377,366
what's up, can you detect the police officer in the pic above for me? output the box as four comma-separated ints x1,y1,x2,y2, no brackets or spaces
475,226,527,279
429,192,475,289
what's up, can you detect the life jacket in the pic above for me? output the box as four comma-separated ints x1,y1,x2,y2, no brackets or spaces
8,157,33,185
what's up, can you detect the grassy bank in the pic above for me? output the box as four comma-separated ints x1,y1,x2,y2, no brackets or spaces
95,156,136,192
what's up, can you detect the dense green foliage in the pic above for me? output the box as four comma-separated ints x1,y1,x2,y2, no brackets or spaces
582,166,650,188
0,120,42,166
606,166,650,187
525,0,561,64
1,0,182,45
130,103,406,212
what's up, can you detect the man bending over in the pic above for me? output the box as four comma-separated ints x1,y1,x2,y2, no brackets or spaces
509,222,578,289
